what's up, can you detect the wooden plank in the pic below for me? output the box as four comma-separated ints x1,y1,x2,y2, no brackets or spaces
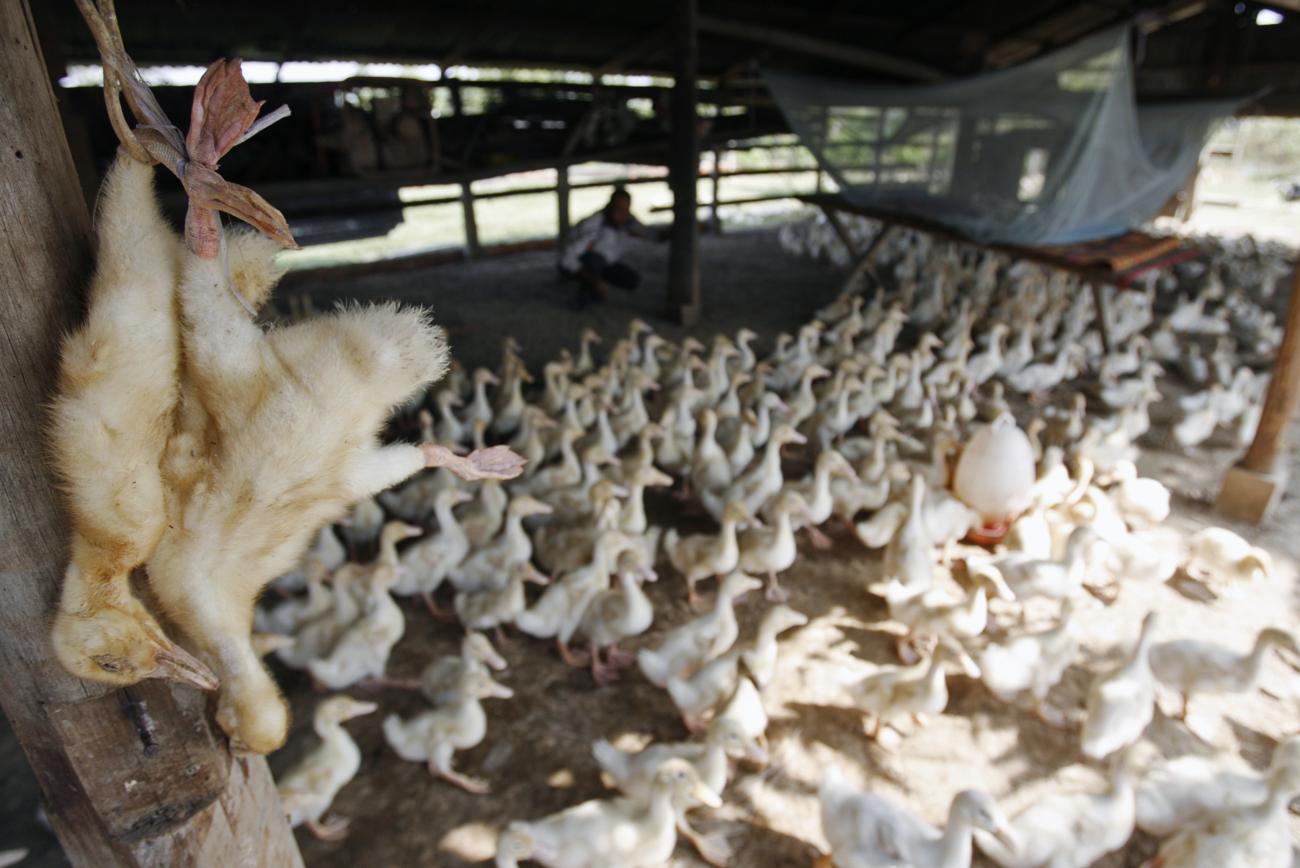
1242,262,1300,475
666,0,701,325
0,3,301,865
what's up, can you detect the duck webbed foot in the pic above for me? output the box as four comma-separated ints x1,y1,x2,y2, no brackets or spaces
764,572,791,603
430,761,492,795
422,444,526,481
805,525,834,550
305,816,351,841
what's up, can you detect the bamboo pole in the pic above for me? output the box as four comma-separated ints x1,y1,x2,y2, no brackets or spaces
0,3,302,864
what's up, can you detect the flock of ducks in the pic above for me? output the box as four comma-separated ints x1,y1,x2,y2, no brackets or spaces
257,214,1300,867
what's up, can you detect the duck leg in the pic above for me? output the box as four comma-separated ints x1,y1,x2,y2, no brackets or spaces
590,645,620,686
423,592,457,623
676,817,731,867
805,525,834,550
764,571,791,603
605,644,637,667
557,638,590,667
305,816,351,841
428,745,491,795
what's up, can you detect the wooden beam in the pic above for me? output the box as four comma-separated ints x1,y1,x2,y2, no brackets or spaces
698,13,945,83
1217,261,1300,522
0,2,303,865
667,0,701,326
595,27,670,76
709,148,722,232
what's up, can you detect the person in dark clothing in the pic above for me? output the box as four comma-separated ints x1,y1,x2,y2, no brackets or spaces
558,188,663,308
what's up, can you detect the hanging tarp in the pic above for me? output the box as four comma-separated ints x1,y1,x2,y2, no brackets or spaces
766,26,1241,246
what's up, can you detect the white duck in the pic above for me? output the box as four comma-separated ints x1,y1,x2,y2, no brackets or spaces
419,632,508,705
848,643,981,741
383,667,513,794
702,425,807,522
1185,527,1272,586
1147,755,1300,868
663,501,755,607
1136,734,1300,837
638,572,762,688
449,496,553,593
818,765,1016,868
276,696,377,840
978,598,1081,725
738,491,809,603
1149,626,1298,721
307,522,423,689
454,561,550,635
1081,612,1158,760
974,755,1135,868
494,759,720,868
393,488,474,605
578,555,659,684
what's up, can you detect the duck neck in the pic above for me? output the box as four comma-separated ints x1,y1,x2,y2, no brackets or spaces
1244,634,1278,682
377,531,405,568
622,485,647,533
314,715,360,764
433,501,465,540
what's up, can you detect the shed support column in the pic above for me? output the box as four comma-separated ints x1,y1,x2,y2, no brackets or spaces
709,148,722,233
557,165,571,243
1216,262,1300,523
0,3,302,865
666,0,701,326
461,182,480,259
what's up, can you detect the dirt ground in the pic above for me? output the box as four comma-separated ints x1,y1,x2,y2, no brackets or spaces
3,228,1298,867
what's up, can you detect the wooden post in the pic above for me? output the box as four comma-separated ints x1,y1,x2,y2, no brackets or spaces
1091,282,1113,354
709,148,722,233
460,181,480,258
556,165,571,243
666,0,701,326
1216,261,1300,523
0,3,302,865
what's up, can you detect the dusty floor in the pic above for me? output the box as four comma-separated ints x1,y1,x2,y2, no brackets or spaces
3,228,1298,867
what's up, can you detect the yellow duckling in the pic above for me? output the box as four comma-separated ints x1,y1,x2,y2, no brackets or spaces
276,695,377,840
1082,612,1158,760
663,501,756,607
383,667,513,794
494,759,720,868
638,572,762,688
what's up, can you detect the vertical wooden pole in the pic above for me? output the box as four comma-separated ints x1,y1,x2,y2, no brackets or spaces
1217,262,1300,522
709,148,722,233
461,181,480,258
666,0,701,326
556,165,571,243
0,4,302,865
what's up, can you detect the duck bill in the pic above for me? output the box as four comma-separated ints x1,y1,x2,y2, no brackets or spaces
152,644,220,692
487,680,515,700
692,780,723,809
346,700,380,720
744,741,770,768
484,649,509,671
